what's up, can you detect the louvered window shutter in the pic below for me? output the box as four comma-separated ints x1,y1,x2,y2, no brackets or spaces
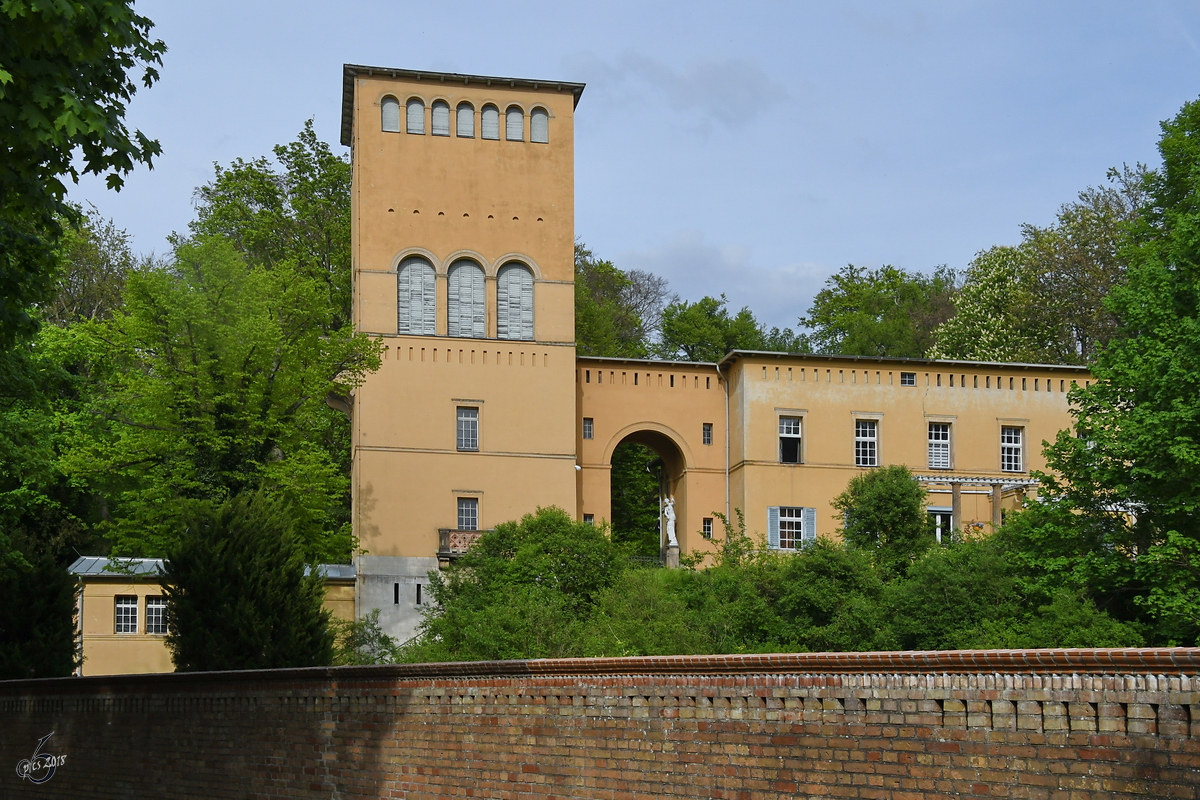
506,106,523,141
447,267,461,337
496,268,511,339
457,103,474,137
432,102,450,136
397,259,435,335
481,106,499,139
802,507,817,544
469,267,485,337
406,99,424,134
381,97,400,132
448,262,485,338
767,507,780,550
519,269,534,339
530,108,549,143
497,265,534,340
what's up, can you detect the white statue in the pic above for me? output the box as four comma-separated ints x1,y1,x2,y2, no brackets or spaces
664,497,678,548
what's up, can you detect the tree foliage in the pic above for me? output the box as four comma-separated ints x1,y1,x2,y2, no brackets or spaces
163,491,333,672
574,243,669,358
800,264,957,357
657,294,792,362
46,204,134,326
0,0,165,343
609,441,662,556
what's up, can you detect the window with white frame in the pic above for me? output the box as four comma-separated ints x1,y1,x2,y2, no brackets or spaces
779,416,802,463
583,514,595,525
702,422,713,446
457,497,478,531
928,508,953,543
145,596,168,635
855,420,878,467
702,517,713,538
582,417,593,440
115,596,138,634
767,506,817,550
1001,426,1023,472
406,97,425,134
457,407,479,451
381,96,400,132
456,102,475,137
431,100,451,136
928,422,951,469
900,372,916,386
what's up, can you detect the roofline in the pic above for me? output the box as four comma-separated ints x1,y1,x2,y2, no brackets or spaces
576,355,719,369
716,350,1092,372
341,64,586,147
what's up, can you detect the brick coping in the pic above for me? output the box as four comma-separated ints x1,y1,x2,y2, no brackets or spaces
2,648,1198,693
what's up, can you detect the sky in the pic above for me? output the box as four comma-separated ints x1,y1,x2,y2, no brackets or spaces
69,1,1200,332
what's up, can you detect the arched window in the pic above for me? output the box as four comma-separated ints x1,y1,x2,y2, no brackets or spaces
530,107,549,143
481,105,500,140
406,98,425,134
381,96,400,133
447,260,485,338
397,257,436,335
497,263,534,340
456,102,474,137
506,105,524,141
431,101,450,136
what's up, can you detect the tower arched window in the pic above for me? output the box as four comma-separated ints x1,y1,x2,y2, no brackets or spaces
497,263,534,340
530,107,549,143
456,102,474,137
506,105,524,141
406,98,425,134
431,101,450,136
447,260,486,338
397,257,436,335
481,105,500,140
381,96,400,132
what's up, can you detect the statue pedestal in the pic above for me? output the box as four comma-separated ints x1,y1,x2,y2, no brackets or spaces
665,544,680,569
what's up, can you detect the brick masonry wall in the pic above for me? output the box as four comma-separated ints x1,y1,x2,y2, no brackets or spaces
2,649,1200,799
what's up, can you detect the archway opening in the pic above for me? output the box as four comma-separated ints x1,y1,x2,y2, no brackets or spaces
608,430,687,558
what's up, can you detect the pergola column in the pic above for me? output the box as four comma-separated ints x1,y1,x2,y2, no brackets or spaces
951,482,962,538
991,483,1003,530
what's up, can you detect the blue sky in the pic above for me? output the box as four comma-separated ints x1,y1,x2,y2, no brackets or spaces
69,1,1200,331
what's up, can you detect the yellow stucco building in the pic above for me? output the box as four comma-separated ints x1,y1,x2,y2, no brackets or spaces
341,65,1088,642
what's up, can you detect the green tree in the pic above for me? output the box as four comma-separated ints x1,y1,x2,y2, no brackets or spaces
331,609,404,665
657,295,769,362
609,441,661,556
800,264,956,357
0,0,165,344
163,491,333,671
45,204,135,326
64,235,381,559
574,243,668,357
187,122,352,330
833,465,933,575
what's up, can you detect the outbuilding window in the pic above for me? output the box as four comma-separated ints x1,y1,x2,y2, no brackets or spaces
115,596,138,634
779,416,801,463
767,506,816,550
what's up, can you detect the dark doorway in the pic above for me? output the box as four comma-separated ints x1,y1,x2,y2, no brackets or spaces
610,441,660,556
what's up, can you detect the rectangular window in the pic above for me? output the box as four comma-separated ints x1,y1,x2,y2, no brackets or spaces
582,417,594,440
779,416,802,464
900,372,916,386
702,517,713,538
928,508,953,544
394,582,400,605
115,596,138,634
702,422,713,446
767,506,817,550
145,596,168,635
928,423,951,469
583,513,595,525
416,584,424,606
855,420,878,467
1001,426,1024,472
457,497,478,531
456,407,479,451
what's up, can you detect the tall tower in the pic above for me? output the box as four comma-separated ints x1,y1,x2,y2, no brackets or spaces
341,66,585,639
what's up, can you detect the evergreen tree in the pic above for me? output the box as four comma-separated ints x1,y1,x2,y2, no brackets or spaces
163,491,333,671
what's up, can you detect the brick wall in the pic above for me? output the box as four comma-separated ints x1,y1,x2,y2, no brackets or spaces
2,649,1199,798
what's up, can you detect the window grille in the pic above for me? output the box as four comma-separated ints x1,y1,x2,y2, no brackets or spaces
1001,426,1023,472
582,418,593,439
767,506,817,550
145,596,168,635
457,497,478,531
702,517,713,538
115,596,138,634
900,372,916,386
457,407,479,451
928,422,951,469
779,416,801,463
855,420,878,467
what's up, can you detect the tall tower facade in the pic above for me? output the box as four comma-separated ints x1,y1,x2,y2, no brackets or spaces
342,66,585,638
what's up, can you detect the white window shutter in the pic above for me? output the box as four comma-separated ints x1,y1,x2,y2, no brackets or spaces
457,103,474,137
767,507,780,550
530,108,549,143
448,261,485,338
496,267,510,339
519,269,534,339
506,106,523,140
381,97,400,132
421,268,436,334
432,101,450,136
802,507,817,543
497,264,534,340
447,266,461,336
397,262,411,330
481,106,499,140
397,258,435,335
406,98,424,134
